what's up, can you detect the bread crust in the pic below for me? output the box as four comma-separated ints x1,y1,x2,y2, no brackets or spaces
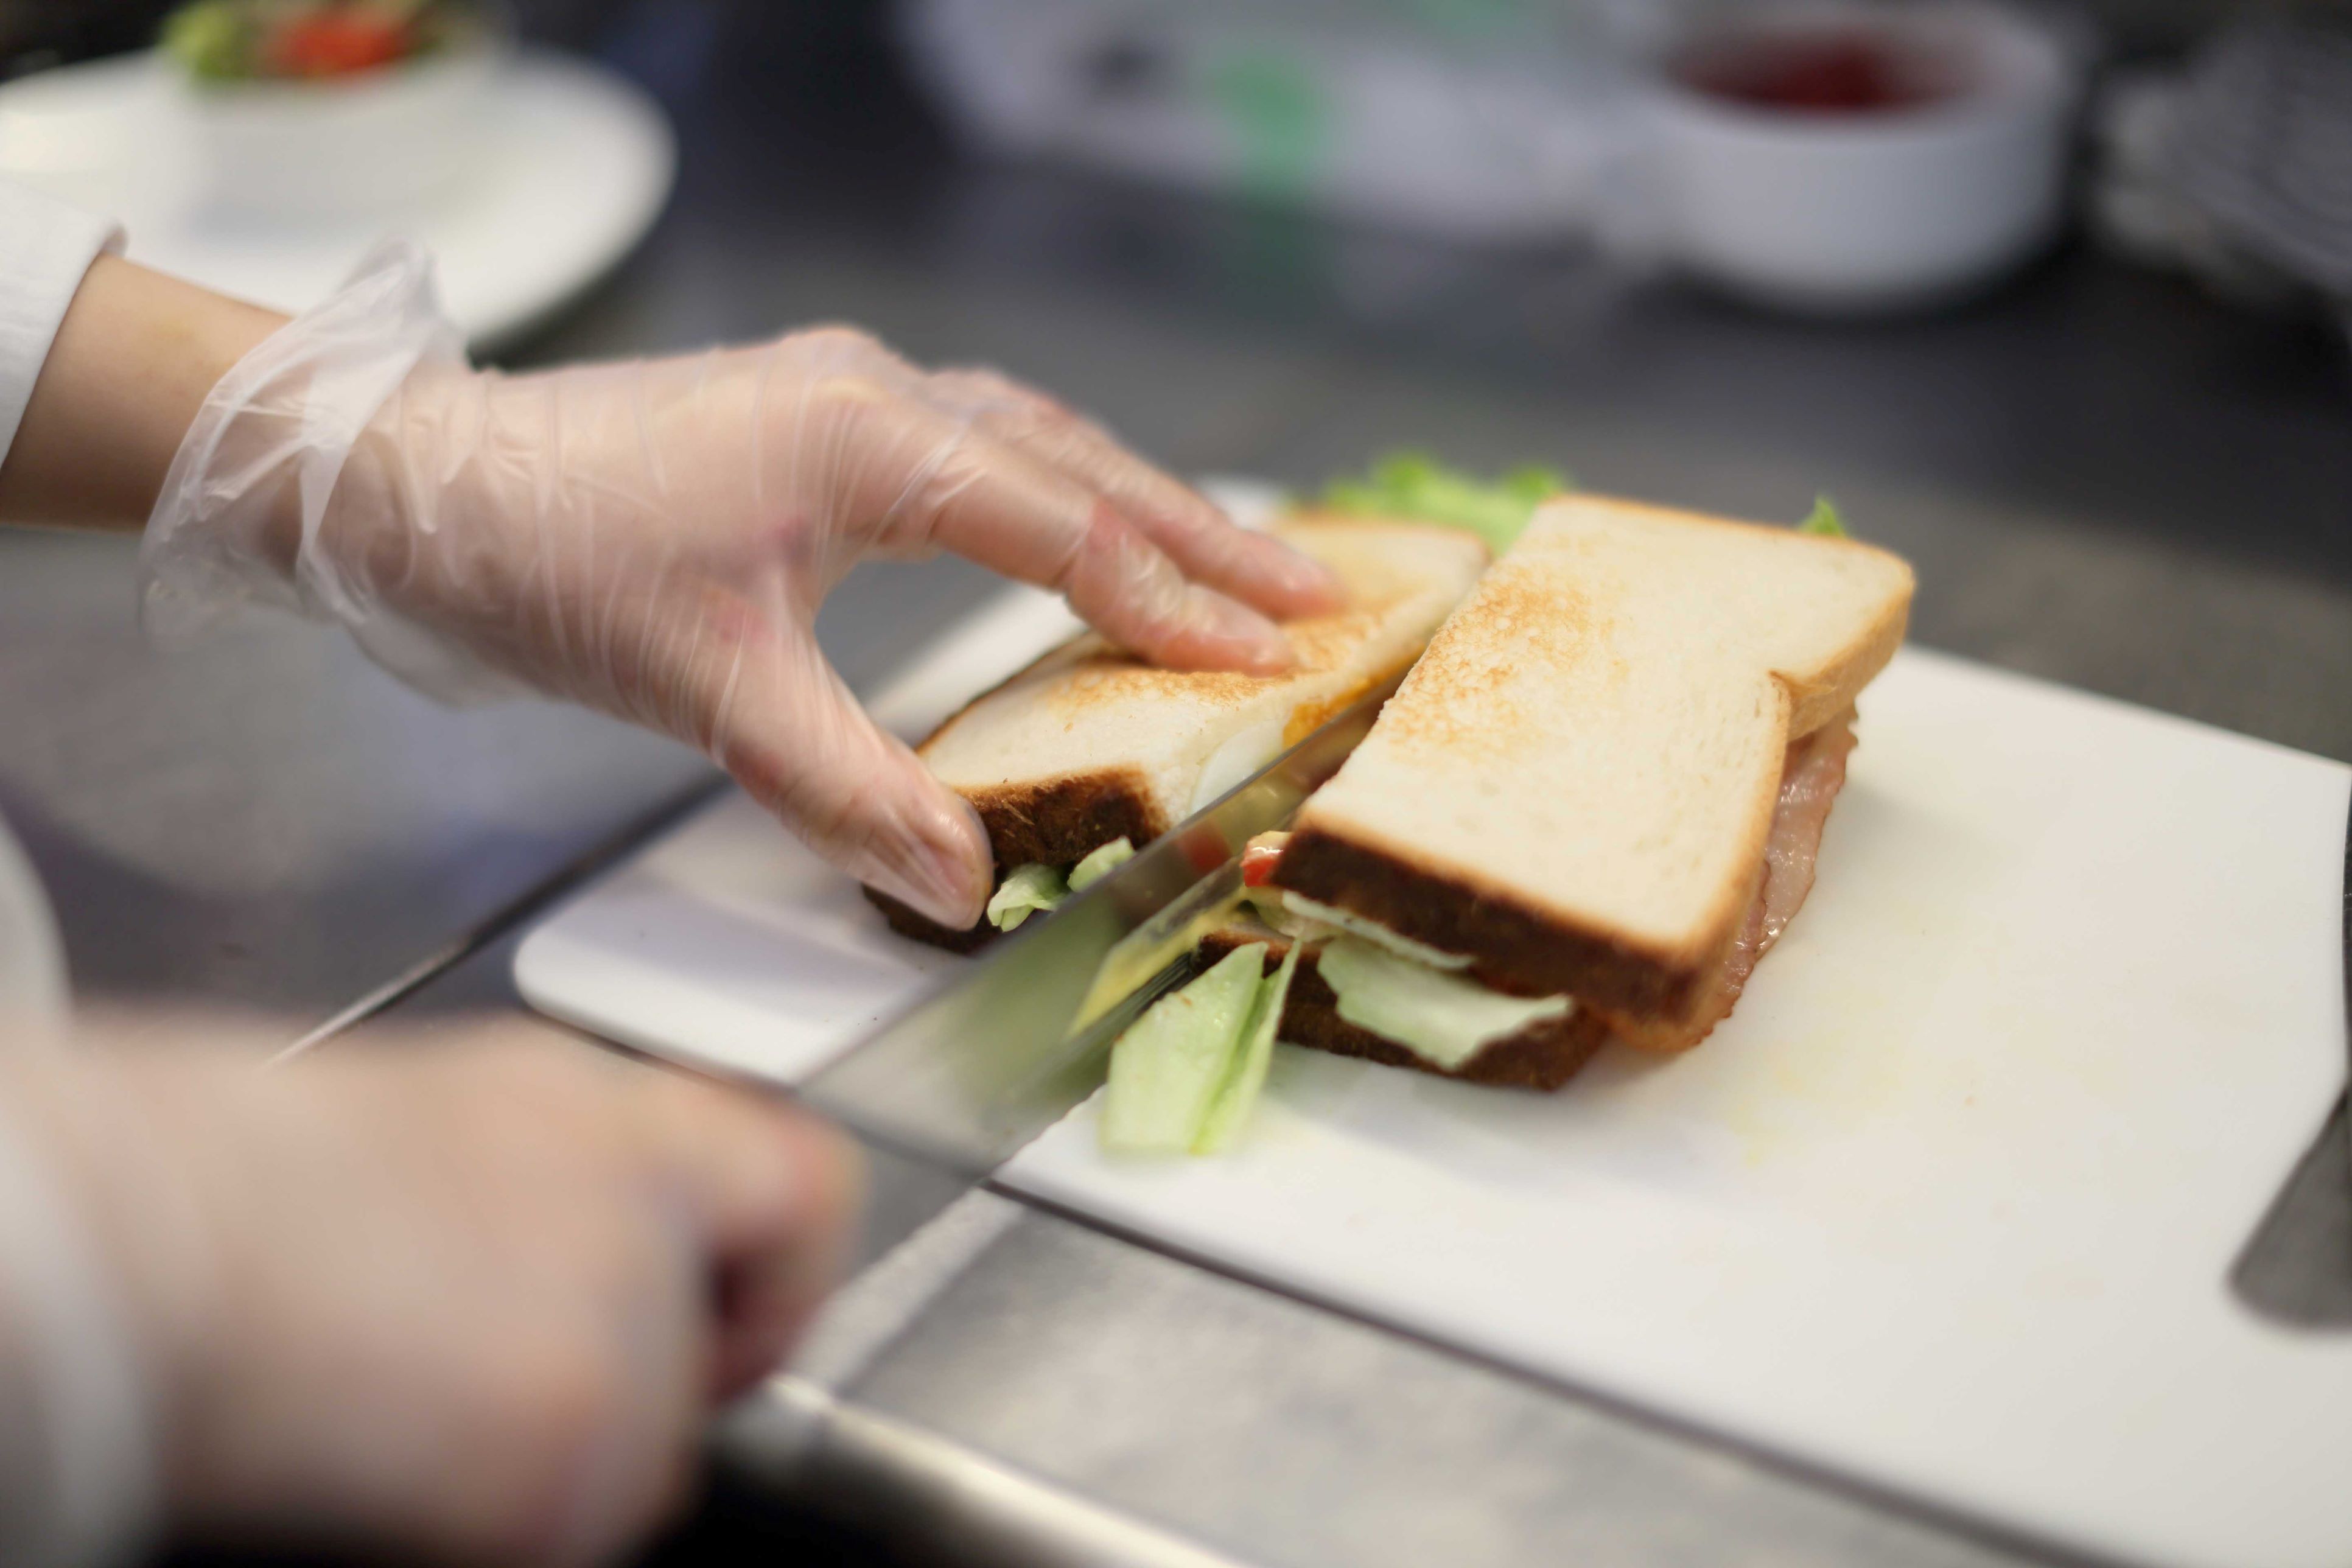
1202,928,1610,1091
963,766,1168,869
861,764,1166,948
1272,825,1722,1020
1544,495,1913,744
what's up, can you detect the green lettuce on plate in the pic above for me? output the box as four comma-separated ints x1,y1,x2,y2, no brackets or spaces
1101,941,1303,1155
1101,944,1270,1153
1194,945,1300,1155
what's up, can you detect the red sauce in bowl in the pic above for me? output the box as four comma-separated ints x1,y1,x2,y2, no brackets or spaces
1675,29,1964,114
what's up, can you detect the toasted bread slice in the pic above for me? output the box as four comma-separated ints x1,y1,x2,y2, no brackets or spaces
875,515,1490,947
1271,495,1913,1021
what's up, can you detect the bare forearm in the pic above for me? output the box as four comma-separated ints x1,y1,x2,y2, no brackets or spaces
0,257,284,531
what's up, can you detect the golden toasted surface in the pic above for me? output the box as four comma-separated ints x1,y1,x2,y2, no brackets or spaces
915,514,1489,811
1380,567,1608,765
1276,494,1914,1014
1001,521,1443,732
882,514,1492,945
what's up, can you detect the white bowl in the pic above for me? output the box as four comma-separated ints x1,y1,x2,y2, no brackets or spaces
1638,1,2081,314
172,38,508,223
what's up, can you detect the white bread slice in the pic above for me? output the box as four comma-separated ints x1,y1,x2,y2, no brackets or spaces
1271,495,1913,1020
877,515,1491,946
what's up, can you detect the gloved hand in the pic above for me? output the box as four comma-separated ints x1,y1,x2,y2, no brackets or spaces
9,1024,855,1566
140,243,1342,928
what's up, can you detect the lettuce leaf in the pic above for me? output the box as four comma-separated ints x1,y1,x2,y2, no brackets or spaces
1067,836,1135,893
1316,936,1572,1070
163,3,250,80
1798,495,1849,537
988,836,1136,931
985,863,1068,931
1194,944,1301,1154
1320,451,1570,555
1100,943,1270,1154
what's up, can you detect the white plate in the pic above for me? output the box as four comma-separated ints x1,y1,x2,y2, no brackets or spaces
0,49,674,352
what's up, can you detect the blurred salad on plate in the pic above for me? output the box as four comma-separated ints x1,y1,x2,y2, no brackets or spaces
164,0,490,84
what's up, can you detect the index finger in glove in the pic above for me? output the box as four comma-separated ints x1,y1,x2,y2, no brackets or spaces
819,382,1297,676
922,368,1344,621
677,600,995,928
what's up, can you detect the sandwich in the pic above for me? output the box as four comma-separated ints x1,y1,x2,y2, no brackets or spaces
867,507,1494,949
1087,491,1910,1153
871,463,1912,1153
1205,493,1913,1100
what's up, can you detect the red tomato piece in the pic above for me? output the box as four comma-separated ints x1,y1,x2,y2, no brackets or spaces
1240,833,1289,886
271,13,411,77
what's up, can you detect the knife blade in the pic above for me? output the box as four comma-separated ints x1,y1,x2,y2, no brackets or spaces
794,682,1393,1180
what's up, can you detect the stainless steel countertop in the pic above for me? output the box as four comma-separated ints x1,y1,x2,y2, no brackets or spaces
11,15,2350,1567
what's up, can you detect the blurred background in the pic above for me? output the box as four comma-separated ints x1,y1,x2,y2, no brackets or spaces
0,2,2342,698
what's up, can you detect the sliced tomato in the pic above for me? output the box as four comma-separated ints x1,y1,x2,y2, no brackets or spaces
1239,833,1290,887
270,13,411,77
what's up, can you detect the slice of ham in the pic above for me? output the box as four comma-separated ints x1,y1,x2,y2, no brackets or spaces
1610,710,1857,1054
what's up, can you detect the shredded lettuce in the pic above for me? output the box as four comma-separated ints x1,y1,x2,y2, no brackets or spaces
1100,943,1270,1153
162,2,248,79
1194,945,1301,1155
1320,451,1570,556
985,863,1068,931
1317,936,1572,1070
1798,495,1849,538
1067,837,1134,893
989,836,1137,931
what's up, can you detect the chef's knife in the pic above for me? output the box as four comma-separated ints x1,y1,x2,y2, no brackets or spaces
793,685,1391,1181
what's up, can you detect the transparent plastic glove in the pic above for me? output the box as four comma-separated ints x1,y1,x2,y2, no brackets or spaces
9,1025,855,1566
141,242,1343,928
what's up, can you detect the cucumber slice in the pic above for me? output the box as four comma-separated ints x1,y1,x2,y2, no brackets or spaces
1099,943,1269,1154
1194,944,1301,1155
1067,836,1134,893
1317,936,1572,1070
987,863,1068,931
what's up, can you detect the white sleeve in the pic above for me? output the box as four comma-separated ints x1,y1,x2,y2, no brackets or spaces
0,186,153,1564
0,183,125,471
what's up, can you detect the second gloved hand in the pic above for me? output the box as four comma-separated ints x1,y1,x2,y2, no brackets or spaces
143,246,1342,928
10,1025,857,1566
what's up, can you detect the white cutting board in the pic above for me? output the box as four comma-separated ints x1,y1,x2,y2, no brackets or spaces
517,586,2352,1568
